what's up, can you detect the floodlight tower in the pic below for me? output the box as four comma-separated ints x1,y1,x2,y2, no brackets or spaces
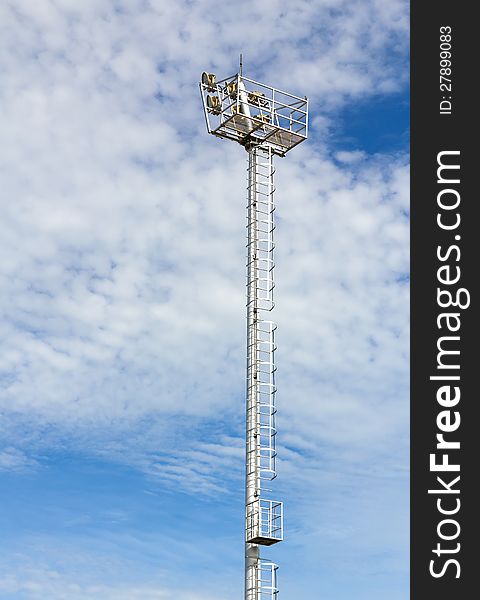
200,59,308,600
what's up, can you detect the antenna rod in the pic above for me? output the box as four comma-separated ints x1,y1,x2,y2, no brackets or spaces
240,53,243,76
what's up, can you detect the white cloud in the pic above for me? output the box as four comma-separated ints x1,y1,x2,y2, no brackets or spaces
335,149,366,163
0,447,38,471
0,569,224,600
0,143,408,468
0,3,408,594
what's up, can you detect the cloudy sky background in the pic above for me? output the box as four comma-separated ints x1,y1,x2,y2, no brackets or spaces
0,1,409,598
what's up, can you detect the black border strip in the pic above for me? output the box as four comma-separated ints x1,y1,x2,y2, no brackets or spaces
411,3,477,597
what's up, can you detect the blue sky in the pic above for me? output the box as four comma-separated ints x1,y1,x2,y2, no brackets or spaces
0,1,409,599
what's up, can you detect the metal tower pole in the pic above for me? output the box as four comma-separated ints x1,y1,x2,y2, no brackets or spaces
199,66,307,600
245,144,278,600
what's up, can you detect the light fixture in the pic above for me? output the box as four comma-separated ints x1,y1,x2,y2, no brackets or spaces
202,72,216,89
248,91,267,107
206,95,221,113
226,81,237,97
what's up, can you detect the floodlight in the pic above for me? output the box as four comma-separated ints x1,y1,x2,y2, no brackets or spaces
201,72,216,89
206,95,221,113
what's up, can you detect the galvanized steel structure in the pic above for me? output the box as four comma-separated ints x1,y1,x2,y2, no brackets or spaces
199,60,308,600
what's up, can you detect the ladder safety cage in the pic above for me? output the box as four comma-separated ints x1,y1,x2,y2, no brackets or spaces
246,499,284,546
246,147,276,312
245,559,279,600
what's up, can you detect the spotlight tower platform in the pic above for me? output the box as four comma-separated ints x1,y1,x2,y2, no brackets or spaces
199,58,308,600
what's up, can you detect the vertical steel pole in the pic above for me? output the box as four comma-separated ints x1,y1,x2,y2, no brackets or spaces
245,144,275,600
245,145,260,600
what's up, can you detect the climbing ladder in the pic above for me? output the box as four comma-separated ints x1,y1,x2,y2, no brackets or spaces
245,559,279,600
245,144,283,600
